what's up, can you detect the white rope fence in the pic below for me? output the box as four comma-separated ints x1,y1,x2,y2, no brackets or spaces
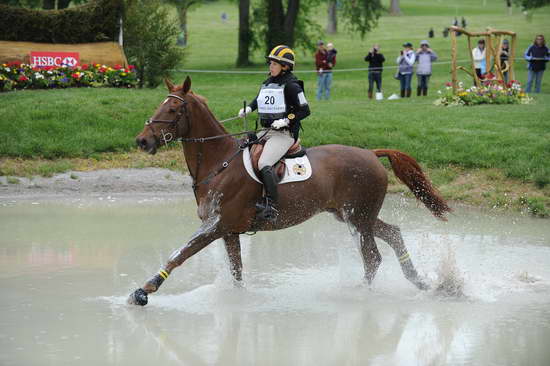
172,58,527,74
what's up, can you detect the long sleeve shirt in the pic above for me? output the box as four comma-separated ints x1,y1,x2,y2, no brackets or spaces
396,50,415,74
364,52,385,72
472,47,485,69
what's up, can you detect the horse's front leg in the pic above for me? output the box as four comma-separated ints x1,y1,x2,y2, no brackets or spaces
128,220,224,306
223,233,243,283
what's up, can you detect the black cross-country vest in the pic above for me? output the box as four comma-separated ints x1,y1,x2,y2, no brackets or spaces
257,83,287,121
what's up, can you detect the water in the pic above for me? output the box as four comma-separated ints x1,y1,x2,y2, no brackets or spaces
1,194,549,366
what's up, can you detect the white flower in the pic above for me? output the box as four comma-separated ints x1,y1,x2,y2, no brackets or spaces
34,73,44,79
5,67,10,72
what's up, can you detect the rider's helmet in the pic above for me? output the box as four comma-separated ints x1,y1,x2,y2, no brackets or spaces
266,45,295,70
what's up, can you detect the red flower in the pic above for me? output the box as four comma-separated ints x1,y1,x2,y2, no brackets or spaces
114,64,122,70
81,64,89,70
32,66,40,71
445,82,452,87
128,65,135,70
18,75,28,81
71,73,80,78
99,67,107,73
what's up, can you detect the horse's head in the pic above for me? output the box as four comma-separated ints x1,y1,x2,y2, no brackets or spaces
136,76,193,154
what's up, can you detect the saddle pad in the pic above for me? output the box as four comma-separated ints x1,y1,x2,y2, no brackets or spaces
243,147,312,184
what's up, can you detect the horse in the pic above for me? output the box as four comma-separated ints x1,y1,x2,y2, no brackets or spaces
128,76,451,306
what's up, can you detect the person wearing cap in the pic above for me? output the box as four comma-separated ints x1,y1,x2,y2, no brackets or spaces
315,40,334,100
396,42,416,98
499,39,511,83
238,45,311,221
364,44,385,99
415,40,438,96
472,39,486,80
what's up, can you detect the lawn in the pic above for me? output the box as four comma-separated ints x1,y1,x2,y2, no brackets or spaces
1,0,549,214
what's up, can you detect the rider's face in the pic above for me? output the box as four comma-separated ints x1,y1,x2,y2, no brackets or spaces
269,61,283,77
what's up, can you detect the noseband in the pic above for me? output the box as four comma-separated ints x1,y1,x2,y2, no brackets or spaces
145,94,188,144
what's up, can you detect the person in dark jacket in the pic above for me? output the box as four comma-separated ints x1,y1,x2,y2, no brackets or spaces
364,44,385,99
499,39,510,83
238,45,310,221
524,34,550,93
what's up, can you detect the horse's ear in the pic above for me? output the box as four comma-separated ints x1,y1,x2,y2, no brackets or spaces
182,76,191,94
164,78,175,92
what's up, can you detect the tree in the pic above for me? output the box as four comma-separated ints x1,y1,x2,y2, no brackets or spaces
251,0,381,54
514,0,550,8
389,0,401,15
326,0,337,34
164,0,202,47
236,0,252,66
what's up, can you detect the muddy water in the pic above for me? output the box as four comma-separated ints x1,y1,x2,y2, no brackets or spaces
1,194,549,366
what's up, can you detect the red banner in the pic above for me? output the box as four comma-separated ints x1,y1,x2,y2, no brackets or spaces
30,51,80,68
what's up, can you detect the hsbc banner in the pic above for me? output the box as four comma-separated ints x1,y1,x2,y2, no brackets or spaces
30,51,80,68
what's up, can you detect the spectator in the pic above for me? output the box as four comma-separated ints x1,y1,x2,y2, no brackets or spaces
396,42,416,98
415,40,438,96
443,27,449,38
461,17,467,28
472,39,486,80
428,28,434,39
364,44,385,99
524,34,550,93
315,40,333,100
499,39,510,83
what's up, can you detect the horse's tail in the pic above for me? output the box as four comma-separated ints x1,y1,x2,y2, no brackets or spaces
373,149,451,220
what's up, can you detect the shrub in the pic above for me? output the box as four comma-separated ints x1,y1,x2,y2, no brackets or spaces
0,61,138,91
0,0,123,43
123,0,183,88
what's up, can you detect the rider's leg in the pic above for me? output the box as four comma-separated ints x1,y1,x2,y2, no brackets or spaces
257,130,294,220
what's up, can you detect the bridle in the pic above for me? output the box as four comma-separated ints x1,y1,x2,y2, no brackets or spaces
144,93,270,191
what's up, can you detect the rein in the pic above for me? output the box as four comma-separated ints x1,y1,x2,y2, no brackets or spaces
145,93,269,191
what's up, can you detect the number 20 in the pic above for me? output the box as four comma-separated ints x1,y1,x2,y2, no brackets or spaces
264,95,275,104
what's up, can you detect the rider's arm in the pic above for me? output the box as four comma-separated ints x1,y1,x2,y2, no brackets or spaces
248,93,259,111
285,82,310,121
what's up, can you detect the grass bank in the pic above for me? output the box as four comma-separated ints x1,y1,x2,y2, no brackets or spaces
1,0,549,216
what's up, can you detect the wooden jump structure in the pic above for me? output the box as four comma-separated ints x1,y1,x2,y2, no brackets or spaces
449,26,517,93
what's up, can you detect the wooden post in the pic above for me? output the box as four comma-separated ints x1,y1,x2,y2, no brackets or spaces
451,29,458,93
510,34,517,81
467,36,480,87
485,33,492,77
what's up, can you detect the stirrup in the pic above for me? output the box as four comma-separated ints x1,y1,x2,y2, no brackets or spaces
256,198,279,221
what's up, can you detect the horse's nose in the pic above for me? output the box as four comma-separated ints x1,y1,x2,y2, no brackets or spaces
136,137,147,149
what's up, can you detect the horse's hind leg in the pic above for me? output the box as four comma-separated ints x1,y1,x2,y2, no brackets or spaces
223,233,243,283
373,219,429,290
358,230,382,284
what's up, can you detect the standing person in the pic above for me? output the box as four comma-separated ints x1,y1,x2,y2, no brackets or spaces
238,45,311,221
524,34,550,93
396,42,416,98
472,39,486,80
415,40,438,96
428,28,434,39
499,39,511,83
315,40,333,100
364,44,385,99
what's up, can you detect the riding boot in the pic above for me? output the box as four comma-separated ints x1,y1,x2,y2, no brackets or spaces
417,87,422,96
423,88,428,96
406,88,412,98
400,90,405,98
257,166,279,221
368,91,373,99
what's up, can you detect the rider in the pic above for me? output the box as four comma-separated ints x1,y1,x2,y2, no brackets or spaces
238,45,311,221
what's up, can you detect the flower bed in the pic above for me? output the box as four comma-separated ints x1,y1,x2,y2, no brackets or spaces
434,79,532,106
0,61,138,91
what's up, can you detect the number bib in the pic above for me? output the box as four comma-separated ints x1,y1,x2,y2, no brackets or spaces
257,83,287,120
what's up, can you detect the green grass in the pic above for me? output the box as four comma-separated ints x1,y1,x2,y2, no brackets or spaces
1,0,549,186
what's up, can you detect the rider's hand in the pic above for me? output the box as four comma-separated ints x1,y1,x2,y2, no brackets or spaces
238,106,252,118
272,118,290,129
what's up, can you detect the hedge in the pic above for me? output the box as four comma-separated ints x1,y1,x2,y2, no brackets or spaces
0,0,123,44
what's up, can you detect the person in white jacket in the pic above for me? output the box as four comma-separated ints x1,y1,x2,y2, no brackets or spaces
396,42,416,97
472,39,486,80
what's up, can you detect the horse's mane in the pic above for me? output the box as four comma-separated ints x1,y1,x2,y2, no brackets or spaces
172,87,227,133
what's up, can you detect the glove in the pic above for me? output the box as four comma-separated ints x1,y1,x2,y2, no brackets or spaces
271,118,290,129
238,106,252,118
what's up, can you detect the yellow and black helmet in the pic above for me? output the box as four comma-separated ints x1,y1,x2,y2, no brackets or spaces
266,45,295,69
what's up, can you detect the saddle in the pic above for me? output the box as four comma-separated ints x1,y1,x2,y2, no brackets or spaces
250,138,306,181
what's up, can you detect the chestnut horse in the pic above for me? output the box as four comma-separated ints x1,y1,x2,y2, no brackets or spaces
128,76,451,306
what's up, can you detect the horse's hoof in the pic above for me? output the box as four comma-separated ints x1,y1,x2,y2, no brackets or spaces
128,288,148,306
